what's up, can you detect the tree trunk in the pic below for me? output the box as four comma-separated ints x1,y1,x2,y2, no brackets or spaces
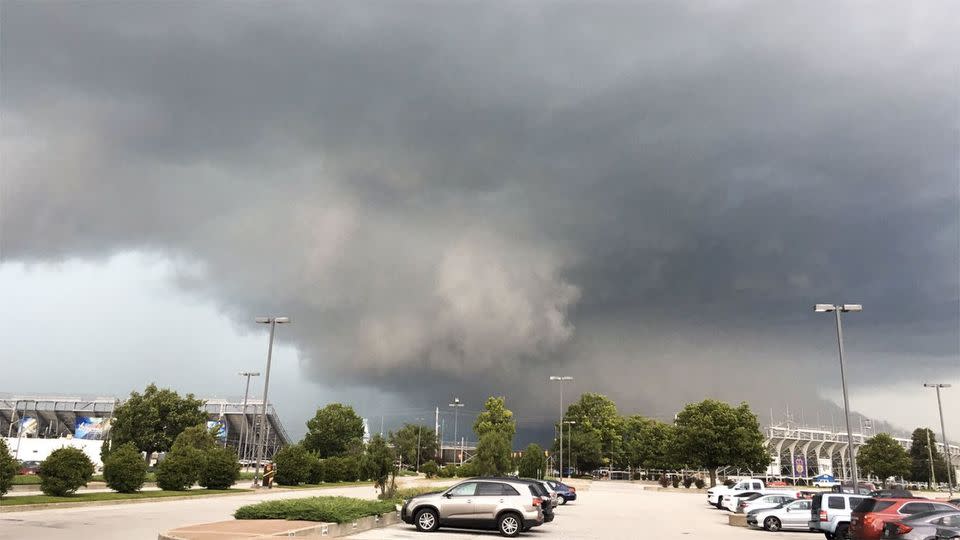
144,450,153,466
709,468,717,487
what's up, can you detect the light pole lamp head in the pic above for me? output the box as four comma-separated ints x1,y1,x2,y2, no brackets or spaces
924,383,952,388
814,304,862,313
255,316,291,324
239,371,262,376
840,304,863,312
549,376,574,381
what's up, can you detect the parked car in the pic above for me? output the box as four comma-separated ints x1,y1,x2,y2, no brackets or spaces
748,499,813,532
400,478,544,537
850,498,958,539
722,491,764,512
808,492,870,540
543,479,577,504
737,493,796,514
525,479,558,509
707,478,767,508
880,510,960,539
520,480,556,522
869,488,913,499
831,482,877,496
814,474,841,488
18,460,41,475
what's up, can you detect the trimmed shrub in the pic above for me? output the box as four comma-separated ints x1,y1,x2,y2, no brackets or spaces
273,444,316,486
694,478,705,489
323,455,361,483
103,442,147,493
156,450,202,491
421,461,439,478
0,439,17,497
658,474,670,488
682,476,694,489
455,462,477,477
308,458,327,484
671,476,680,488
200,447,240,489
235,496,395,523
38,447,95,496
438,464,457,478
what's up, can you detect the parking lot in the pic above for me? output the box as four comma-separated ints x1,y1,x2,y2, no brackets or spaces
354,481,817,539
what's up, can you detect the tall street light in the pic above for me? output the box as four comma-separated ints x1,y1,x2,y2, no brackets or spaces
814,303,862,492
923,383,953,496
252,316,290,487
415,417,425,473
549,376,573,479
238,371,261,466
448,398,464,465
564,420,576,479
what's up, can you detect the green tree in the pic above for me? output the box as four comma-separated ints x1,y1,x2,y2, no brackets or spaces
0,439,18,498
566,428,603,473
908,427,949,486
473,396,517,440
155,424,217,491
364,435,396,496
622,416,677,471
673,400,769,487
38,447,95,496
170,425,217,453
302,404,365,458
859,433,911,487
474,431,512,476
518,443,547,479
563,393,624,470
421,461,439,478
388,424,439,470
110,384,207,463
103,442,148,493
272,444,316,486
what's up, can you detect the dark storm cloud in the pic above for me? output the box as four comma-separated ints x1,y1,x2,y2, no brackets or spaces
2,1,958,427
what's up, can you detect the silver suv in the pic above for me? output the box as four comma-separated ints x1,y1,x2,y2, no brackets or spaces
809,492,869,539
400,478,544,537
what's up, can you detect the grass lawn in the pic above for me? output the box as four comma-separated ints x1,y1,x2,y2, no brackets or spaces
12,475,42,485
0,489,249,507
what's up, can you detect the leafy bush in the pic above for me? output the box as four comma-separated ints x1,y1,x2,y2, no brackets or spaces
103,442,147,493
438,464,457,478
38,447,95,496
682,476,694,489
694,478,705,489
199,447,240,489
658,475,670,488
383,486,444,501
323,456,360,483
455,462,477,477
235,496,395,523
421,461,439,478
723,478,735,487
308,459,326,484
156,450,201,491
0,439,17,497
273,444,316,486
671,476,680,488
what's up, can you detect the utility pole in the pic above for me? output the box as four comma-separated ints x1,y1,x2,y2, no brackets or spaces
924,383,953,497
251,316,289,487
926,429,936,490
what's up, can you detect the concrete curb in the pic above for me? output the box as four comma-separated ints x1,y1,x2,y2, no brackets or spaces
0,490,254,513
728,514,748,527
159,513,402,539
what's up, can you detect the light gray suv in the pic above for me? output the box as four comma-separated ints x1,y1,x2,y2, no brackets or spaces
400,478,544,537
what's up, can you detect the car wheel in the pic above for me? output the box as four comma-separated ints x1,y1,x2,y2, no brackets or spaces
823,533,835,540
414,508,439,532
559,496,568,505
498,512,522,537
834,524,850,540
716,496,723,509
763,516,782,532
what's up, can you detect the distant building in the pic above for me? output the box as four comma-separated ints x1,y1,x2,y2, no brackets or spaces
0,393,291,464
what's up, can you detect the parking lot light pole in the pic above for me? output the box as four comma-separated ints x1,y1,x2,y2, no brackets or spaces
564,420,576,479
923,383,953,496
252,316,290,487
416,417,425,473
549,376,573,479
814,303,862,492
238,371,261,466
448,398,464,465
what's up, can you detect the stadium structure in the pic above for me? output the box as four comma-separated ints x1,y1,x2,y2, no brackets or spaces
0,393,291,464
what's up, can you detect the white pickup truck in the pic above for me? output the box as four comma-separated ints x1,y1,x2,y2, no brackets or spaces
706,479,794,509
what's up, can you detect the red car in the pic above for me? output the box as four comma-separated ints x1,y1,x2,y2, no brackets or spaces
850,498,958,539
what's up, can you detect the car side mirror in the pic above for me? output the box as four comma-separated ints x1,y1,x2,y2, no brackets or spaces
444,493,452,498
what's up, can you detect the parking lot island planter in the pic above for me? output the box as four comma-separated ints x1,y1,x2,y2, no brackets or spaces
159,513,401,539
727,514,748,527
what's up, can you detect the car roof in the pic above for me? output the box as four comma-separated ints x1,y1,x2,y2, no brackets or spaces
902,509,960,523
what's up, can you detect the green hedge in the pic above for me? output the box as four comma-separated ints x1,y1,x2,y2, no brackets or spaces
234,496,396,523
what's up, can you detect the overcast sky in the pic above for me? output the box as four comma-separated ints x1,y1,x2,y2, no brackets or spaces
2,1,958,444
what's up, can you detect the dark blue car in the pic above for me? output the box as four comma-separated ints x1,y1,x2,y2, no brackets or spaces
544,479,577,504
